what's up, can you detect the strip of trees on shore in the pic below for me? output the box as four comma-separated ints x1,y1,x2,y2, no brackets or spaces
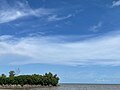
0,71,59,87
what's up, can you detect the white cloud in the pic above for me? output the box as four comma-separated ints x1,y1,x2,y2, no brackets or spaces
0,31,120,66
112,0,120,7
0,0,72,24
0,0,53,24
48,14,72,21
90,22,102,32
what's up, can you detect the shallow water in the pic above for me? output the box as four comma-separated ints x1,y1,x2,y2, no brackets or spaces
2,84,120,90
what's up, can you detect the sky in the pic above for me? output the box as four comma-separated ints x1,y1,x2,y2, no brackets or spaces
0,0,120,83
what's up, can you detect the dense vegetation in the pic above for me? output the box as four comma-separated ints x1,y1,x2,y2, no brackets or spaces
0,71,59,87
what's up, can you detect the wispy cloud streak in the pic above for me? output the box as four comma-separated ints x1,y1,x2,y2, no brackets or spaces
0,0,53,24
112,0,120,7
0,0,73,24
90,22,102,32
48,14,72,21
0,32,120,66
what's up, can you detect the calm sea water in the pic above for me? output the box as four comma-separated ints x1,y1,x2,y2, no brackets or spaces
3,84,120,90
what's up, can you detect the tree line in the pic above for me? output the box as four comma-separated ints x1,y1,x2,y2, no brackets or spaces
0,71,59,86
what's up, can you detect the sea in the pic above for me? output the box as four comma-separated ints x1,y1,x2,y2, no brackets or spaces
2,84,120,90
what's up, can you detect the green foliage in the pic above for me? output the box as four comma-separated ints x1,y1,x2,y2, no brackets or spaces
0,71,59,87
9,71,15,77
1,74,6,78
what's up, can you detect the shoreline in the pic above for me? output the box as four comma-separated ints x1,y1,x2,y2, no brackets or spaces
1,84,120,89
0,85,59,89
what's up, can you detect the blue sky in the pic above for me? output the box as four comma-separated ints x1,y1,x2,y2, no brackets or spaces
0,0,120,83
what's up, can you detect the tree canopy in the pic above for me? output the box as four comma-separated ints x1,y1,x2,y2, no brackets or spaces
0,71,59,87
9,71,15,77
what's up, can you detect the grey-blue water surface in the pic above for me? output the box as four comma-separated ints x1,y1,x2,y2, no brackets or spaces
3,84,120,90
